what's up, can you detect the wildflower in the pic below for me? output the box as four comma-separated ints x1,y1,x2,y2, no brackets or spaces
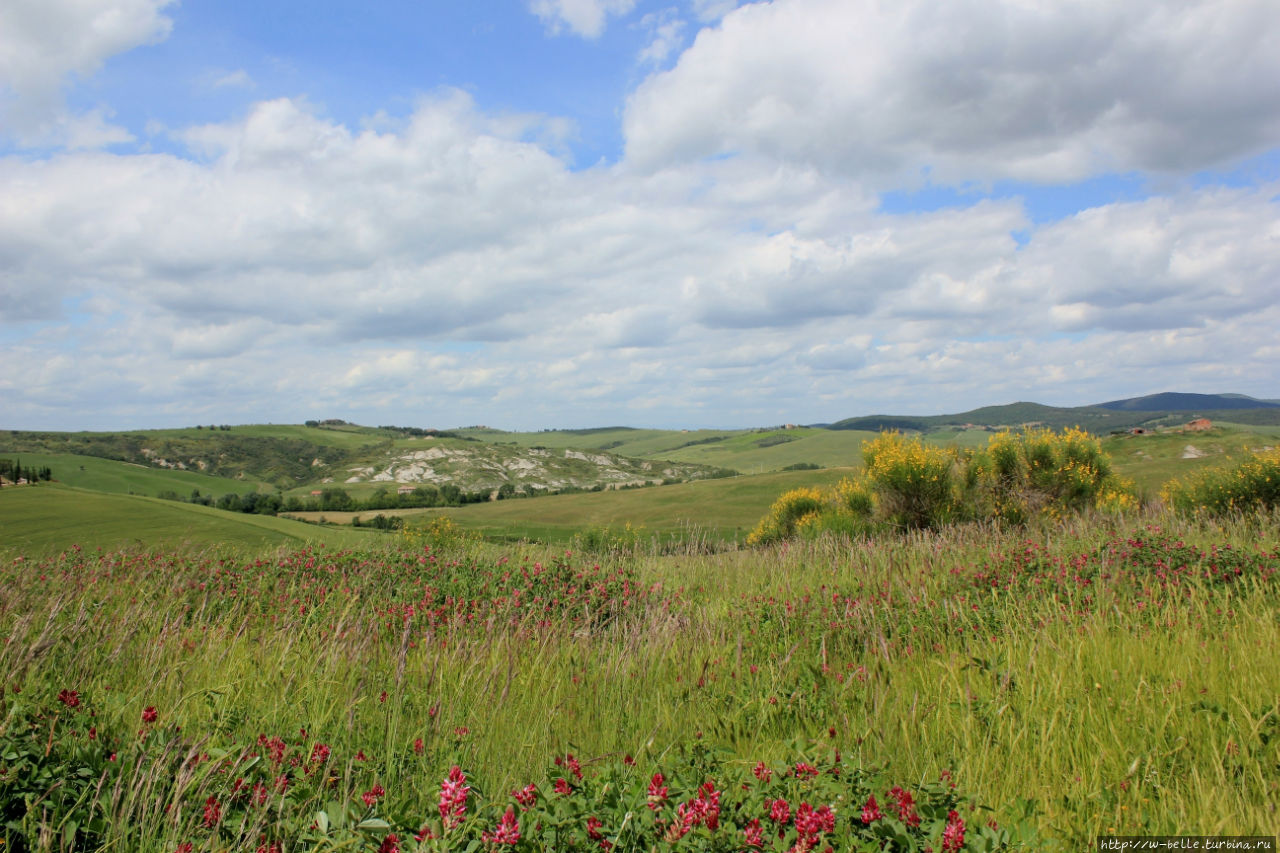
743,818,765,848
888,786,920,828
860,794,882,824
202,796,221,828
794,803,835,840
513,783,537,808
58,689,80,708
482,806,521,845
941,810,966,852
438,765,469,830
554,777,572,796
587,816,605,840
378,834,400,853
646,772,668,809
768,797,791,825
309,743,331,765
753,761,773,783
794,761,819,779
141,706,158,724
413,737,424,754
175,844,193,853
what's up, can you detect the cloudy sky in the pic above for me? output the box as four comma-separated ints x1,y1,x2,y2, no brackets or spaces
2,0,1278,431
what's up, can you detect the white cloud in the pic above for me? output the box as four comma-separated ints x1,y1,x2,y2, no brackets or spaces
637,9,686,67
0,0,174,147
2,83,1277,428
208,69,254,90
528,0,638,38
624,0,1280,182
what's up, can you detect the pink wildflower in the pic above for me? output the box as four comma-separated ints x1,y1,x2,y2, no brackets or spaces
438,765,469,830
942,809,966,852
861,794,882,824
482,806,521,845
202,796,221,828
888,786,921,828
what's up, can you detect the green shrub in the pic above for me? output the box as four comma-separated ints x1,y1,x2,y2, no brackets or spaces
748,429,1136,543
1161,448,1280,515
746,487,828,545
979,428,1136,523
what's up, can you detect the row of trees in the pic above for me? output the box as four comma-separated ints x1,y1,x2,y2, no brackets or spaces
0,459,52,484
158,483,496,518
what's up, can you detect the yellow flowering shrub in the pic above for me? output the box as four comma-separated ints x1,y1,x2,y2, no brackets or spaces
1161,448,1280,515
747,428,1137,545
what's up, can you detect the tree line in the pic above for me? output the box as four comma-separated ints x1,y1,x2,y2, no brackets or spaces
0,458,52,485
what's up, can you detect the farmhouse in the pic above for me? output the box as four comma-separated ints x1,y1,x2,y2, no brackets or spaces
1185,418,1212,432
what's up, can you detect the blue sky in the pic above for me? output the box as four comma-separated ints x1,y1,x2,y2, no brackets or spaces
2,0,1278,430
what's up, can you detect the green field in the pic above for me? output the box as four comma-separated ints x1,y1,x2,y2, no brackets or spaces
0,450,268,498
291,466,858,544
0,484,379,555
1103,425,1278,496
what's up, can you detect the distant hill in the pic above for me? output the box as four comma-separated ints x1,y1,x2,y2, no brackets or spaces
828,393,1280,434
1096,392,1280,411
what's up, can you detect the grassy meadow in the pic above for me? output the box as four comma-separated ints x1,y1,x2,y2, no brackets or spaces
0,485,375,555
2,503,1278,850
3,424,1279,851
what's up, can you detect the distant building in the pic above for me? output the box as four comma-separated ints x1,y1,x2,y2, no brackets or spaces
1129,427,1148,435
1186,418,1212,432
397,485,416,495
309,490,323,497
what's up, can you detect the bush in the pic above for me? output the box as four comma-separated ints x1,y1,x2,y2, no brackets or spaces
745,487,827,545
980,427,1135,523
860,432,966,530
572,522,646,555
1161,448,1280,515
748,429,1136,543
400,515,477,551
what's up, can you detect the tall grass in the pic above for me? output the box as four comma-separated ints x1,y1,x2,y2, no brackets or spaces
2,510,1277,850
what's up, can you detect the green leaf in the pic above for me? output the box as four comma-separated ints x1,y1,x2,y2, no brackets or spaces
356,818,390,831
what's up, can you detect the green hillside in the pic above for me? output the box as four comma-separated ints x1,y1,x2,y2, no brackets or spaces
1102,423,1280,496
338,466,859,544
0,484,378,556
0,451,266,498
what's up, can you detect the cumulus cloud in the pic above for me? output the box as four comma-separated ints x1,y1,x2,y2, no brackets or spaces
528,0,638,38
624,0,1280,182
0,0,174,147
2,0,1279,429
3,84,1277,428
637,9,686,67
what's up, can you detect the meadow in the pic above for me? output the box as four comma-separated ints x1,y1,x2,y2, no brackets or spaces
2,505,1277,851
3,427,1279,851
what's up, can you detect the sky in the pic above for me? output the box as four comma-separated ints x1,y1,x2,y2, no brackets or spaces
2,0,1278,431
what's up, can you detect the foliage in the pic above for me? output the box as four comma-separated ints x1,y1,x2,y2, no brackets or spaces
401,516,480,552
745,487,828,545
979,428,1136,523
749,430,1136,542
1161,447,1280,516
571,522,646,556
